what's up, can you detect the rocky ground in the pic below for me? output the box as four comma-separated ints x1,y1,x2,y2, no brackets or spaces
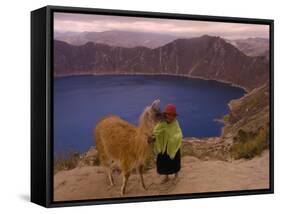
54,148,269,201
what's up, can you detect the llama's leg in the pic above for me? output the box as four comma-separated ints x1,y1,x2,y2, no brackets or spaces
121,171,130,196
106,167,114,186
138,165,146,190
100,155,114,186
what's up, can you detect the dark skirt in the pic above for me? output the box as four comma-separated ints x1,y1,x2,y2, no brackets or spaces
156,149,181,175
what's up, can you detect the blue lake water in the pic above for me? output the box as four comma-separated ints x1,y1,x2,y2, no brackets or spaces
54,75,245,155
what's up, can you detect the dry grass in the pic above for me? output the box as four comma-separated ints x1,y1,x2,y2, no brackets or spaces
54,151,80,174
230,127,269,159
223,114,230,122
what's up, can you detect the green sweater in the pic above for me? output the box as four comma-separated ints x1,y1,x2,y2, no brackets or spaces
153,119,183,159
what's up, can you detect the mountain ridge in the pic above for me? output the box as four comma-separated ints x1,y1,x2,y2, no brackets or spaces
55,30,269,57
54,30,178,48
54,35,269,91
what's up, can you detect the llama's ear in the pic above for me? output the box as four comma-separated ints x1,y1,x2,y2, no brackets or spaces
151,99,160,111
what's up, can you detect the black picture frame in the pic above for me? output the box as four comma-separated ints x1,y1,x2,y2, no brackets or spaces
31,5,274,208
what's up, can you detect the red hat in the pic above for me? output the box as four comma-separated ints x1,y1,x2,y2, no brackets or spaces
164,104,178,115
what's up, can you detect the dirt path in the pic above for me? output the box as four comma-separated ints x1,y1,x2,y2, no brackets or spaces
54,151,269,201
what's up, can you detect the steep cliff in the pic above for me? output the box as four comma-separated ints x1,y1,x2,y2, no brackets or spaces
54,35,269,91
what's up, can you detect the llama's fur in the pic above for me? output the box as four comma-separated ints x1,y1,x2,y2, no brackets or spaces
94,100,161,195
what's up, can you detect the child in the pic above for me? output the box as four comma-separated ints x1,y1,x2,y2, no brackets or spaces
153,104,183,183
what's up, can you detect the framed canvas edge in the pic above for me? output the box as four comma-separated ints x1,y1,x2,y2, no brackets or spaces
33,5,274,208
31,7,48,207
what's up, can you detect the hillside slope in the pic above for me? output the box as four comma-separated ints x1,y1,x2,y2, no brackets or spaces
54,35,269,91
222,82,270,138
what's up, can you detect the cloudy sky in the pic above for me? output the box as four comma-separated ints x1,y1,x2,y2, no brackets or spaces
54,12,269,39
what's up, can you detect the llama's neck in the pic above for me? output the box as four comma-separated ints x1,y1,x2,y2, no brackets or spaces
135,121,150,147
134,107,153,153
137,123,148,134
134,125,150,162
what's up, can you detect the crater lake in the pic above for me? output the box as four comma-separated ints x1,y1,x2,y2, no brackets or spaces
53,75,245,156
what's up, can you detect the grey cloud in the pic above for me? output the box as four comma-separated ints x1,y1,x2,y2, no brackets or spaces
54,12,269,39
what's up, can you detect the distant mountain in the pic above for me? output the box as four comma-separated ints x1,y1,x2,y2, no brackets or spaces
54,35,269,91
54,31,86,45
54,30,177,48
55,31,270,57
226,38,269,57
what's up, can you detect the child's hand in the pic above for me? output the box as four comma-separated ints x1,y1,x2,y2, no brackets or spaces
148,135,156,144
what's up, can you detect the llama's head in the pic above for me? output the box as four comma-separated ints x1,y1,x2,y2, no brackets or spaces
138,99,162,140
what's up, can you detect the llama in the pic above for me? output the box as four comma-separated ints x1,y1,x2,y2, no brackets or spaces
94,100,161,195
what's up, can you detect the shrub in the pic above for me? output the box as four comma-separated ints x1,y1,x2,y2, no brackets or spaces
54,151,80,174
223,114,230,122
230,127,269,159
